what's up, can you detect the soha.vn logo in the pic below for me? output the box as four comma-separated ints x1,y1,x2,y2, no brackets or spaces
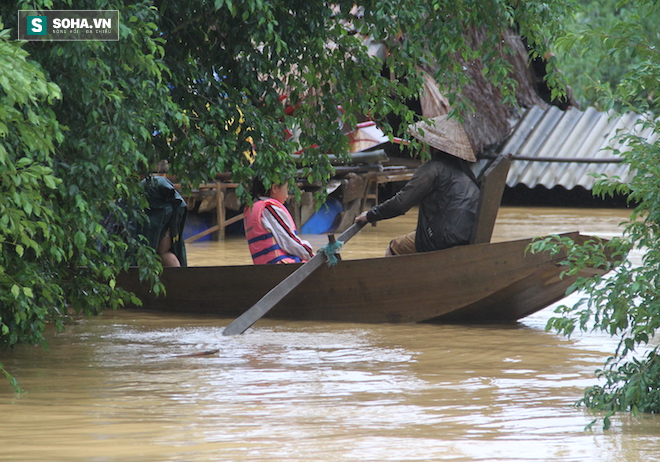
20,10,119,41
26,15,47,35
26,15,113,35
51,17,113,30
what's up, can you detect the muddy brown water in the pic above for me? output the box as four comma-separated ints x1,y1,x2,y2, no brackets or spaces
2,206,659,462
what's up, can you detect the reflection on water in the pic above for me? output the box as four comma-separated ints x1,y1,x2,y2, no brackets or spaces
1,206,658,462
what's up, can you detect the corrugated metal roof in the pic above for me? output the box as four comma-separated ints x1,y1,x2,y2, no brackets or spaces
492,105,657,190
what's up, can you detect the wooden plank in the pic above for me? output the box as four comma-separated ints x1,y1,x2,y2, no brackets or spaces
184,225,220,243
184,213,244,244
471,154,511,245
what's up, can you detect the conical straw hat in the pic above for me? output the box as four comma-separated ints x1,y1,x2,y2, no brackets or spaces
408,115,477,162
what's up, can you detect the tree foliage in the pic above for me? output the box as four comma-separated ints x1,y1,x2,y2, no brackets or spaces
0,0,572,387
532,0,660,429
0,26,64,347
1,1,174,388
556,0,660,111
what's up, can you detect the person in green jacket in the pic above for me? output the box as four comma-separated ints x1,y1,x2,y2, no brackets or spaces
140,175,188,267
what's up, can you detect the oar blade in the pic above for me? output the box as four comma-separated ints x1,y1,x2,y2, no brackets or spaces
222,254,325,336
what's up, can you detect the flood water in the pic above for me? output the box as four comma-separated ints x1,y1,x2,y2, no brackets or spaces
2,206,659,462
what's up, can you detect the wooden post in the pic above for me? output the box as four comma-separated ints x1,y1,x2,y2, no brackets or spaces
215,183,225,241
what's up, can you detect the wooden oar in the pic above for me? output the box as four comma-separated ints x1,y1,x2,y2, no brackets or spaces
222,221,367,336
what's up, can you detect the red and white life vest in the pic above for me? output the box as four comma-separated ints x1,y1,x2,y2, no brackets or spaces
244,198,303,265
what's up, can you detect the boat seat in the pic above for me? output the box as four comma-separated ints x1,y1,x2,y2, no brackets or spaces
470,154,511,245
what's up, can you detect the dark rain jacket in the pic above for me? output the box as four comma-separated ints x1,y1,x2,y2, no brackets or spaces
366,155,480,252
140,176,188,266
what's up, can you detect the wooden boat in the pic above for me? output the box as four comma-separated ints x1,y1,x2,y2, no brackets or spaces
117,156,614,325
117,231,607,324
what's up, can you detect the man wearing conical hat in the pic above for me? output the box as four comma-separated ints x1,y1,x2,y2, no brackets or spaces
355,115,480,255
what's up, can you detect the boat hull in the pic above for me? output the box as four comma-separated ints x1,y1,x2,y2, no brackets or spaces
117,232,608,324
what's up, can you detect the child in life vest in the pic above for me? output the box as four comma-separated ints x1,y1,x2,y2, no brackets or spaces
244,178,314,264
